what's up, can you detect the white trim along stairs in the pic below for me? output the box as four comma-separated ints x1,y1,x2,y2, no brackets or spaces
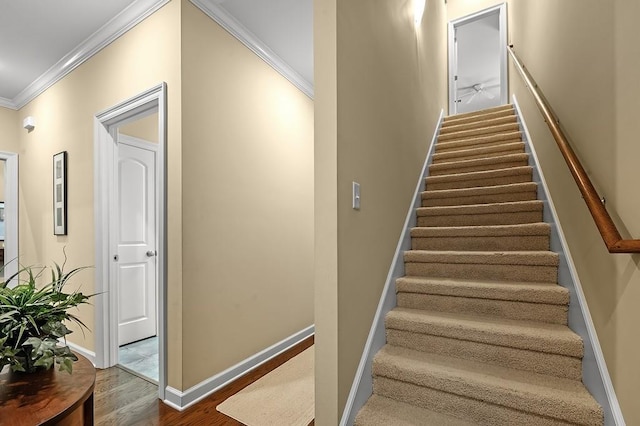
349,104,619,425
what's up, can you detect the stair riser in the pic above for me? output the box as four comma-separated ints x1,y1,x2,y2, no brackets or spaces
426,173,533,191
397,293,567,324
436,135,522,153
404,262,558,283
438,124,521,142
432,146,525,164
386,330,582,380
429,159,529,176
422,191,537,207
440,116,518,135
417,211,543,227
373,377,581,426
411,235,550,251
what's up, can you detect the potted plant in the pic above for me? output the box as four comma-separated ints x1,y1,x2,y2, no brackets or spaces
0,261,92,374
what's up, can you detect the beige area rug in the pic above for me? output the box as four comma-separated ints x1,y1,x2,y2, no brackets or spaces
217,346,314,426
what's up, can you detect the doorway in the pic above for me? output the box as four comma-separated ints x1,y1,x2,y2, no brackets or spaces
93,84,167,399
115,121,159,382
448,4,508,115
0,152,18,282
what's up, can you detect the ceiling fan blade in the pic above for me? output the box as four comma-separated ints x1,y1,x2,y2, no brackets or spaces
483,90,496,100
466,91,479,104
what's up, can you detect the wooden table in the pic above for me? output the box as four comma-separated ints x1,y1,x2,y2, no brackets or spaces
0,353,95,425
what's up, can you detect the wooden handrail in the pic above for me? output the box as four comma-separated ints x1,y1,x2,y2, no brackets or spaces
508,45,640,253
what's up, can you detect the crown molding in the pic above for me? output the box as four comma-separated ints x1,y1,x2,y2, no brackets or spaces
10,0,170,110
0,97,17,110
189,0,313,99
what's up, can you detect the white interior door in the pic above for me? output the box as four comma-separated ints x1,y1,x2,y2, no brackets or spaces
116,138,157,346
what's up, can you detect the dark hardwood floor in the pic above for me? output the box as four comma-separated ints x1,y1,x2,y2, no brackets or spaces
94,336,314,425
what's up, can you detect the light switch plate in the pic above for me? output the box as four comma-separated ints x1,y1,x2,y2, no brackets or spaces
352,182,360,210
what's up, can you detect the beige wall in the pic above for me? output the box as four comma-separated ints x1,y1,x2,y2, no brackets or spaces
12,1,184,388
504,0,639,422
447,0,507,21
315,0,448,423
119,112,159,143
180,2,314,389
314,0,339,420
0,107,19,153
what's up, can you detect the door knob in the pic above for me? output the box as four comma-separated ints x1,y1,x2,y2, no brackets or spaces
146,250,157,257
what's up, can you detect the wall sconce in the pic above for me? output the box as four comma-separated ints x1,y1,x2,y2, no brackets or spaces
414,0,426,27
23,116,35,132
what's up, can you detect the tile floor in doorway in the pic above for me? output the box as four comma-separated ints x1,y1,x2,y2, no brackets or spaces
119,336,158,382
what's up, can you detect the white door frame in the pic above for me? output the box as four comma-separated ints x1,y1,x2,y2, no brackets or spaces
0,151,19,281
448,3,508,115
93,83,167,400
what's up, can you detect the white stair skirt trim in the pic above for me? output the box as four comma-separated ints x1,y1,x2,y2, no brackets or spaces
340,110,445,426
164,324,315,411
512,95,625,426
10,0,169,110
188,0,313,99
65,341,97,366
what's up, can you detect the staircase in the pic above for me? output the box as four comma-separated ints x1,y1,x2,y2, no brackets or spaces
354,105,604,425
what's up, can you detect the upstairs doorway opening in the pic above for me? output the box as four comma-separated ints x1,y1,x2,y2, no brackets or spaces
448,4,508,115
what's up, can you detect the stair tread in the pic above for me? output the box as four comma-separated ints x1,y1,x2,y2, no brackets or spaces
440,116,517,135
422,182,537,200
425,165,532,184
435,132,522,152
355,395,475,426
444,105,514,122
411,223,550,237
374,345,602,424
432,141,525,161
438,123,521,142
396,276,568,304
417,200,543,216
404,250,559,266
430,153,529,171
443,108,515,127
386,307,581,357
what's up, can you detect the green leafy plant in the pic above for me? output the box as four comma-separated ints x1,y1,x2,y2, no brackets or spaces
0,262,92,374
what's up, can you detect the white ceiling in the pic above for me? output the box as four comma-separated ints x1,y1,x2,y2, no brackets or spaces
217,0,313,85
0,0,133,100
0,0,313,109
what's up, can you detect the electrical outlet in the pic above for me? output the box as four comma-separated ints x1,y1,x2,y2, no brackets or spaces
352,182,360,210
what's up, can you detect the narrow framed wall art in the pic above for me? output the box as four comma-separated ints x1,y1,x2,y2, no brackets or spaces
53,151,67,235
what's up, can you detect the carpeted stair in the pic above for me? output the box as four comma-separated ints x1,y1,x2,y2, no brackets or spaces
355,105,604,425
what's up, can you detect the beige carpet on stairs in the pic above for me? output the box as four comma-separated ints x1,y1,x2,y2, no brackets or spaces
355,104,604,425
217,346,314,426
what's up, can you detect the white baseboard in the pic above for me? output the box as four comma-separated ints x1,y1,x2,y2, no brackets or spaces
65,341,97,366
164,324,314,411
